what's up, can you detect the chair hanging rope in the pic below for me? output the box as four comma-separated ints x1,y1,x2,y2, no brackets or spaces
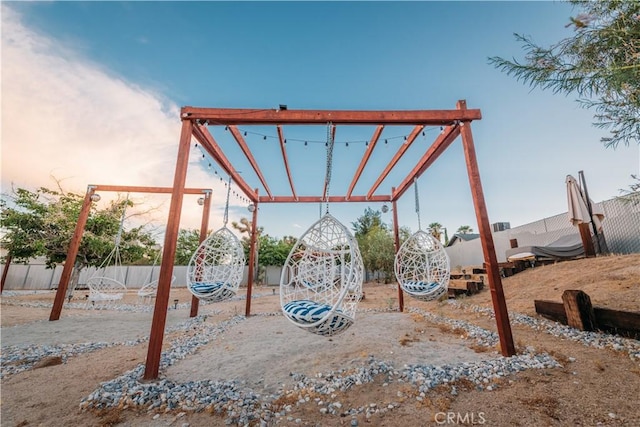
280,122,364,336
86,194,130,305
394,179,450,301
187,175,245,303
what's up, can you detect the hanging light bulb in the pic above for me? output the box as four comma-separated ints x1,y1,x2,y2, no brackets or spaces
345,142,349,147
263,135,267,140
197,197,205,206
244,131,247,136
247,203,256,212
90,193,101,202
381,204,389,213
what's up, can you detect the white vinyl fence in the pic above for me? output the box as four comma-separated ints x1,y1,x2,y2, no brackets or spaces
3,195,638,291
0,264,286,291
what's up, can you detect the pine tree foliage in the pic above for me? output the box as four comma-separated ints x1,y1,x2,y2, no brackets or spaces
489,0,640,148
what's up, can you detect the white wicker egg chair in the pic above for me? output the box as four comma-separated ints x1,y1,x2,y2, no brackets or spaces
186,176,245,303
280,213,364,336
394,178,450,301
394,229,450,301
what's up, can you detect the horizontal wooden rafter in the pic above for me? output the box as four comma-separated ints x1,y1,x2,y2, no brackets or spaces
228,126,273,199
392,124,461,201
367,125,425,199
277,125,297,199
91,185,211,195
187,103,479,205
192,124,258,202
258,195,392,204
182,107,481,125
346,125,384,200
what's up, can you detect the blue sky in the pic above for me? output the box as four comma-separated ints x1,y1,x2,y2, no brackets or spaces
2,1,638,241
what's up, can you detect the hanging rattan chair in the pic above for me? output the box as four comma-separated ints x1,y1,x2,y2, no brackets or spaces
280,213,364,336
186,176,245,303
394,229,450,301
187,226,245,303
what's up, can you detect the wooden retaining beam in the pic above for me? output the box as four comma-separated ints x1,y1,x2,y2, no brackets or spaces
534,290,640,339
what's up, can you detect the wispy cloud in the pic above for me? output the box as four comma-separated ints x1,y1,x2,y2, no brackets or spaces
0,5,237,232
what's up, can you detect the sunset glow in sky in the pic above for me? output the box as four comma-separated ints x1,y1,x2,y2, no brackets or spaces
2,2,638,240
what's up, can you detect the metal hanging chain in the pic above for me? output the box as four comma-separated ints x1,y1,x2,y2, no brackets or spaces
323,122,335,213
223,175,232,226
414,178,422,231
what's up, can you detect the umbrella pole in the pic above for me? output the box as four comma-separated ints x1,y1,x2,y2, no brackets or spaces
578,171,601,254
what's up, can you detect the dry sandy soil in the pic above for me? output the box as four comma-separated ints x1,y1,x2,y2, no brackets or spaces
1,253,639,426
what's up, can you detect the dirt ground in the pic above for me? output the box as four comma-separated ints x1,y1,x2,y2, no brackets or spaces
1,253,639,426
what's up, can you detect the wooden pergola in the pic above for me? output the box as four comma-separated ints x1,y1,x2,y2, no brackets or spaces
51,100,516,381
48,185,214,321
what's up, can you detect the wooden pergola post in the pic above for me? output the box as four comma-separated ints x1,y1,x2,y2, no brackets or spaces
50,186,96,321
457,100,515,357
245,191,259,317
391,189,404,312
190,190,212,318
144,119,192,380
1,254,13,293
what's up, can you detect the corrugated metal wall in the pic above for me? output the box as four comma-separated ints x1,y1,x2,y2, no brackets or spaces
445,195,640,268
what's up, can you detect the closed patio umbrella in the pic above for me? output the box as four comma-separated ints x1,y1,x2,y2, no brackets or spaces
566,173,606,254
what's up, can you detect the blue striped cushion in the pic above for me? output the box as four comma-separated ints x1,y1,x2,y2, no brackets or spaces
191,282,224,294
203,288,236,302
283,300,352,336
402,281,440,293
283,300,332,323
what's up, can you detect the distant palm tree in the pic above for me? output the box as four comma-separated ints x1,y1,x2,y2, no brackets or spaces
456,225,473,234
428,222,443,242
